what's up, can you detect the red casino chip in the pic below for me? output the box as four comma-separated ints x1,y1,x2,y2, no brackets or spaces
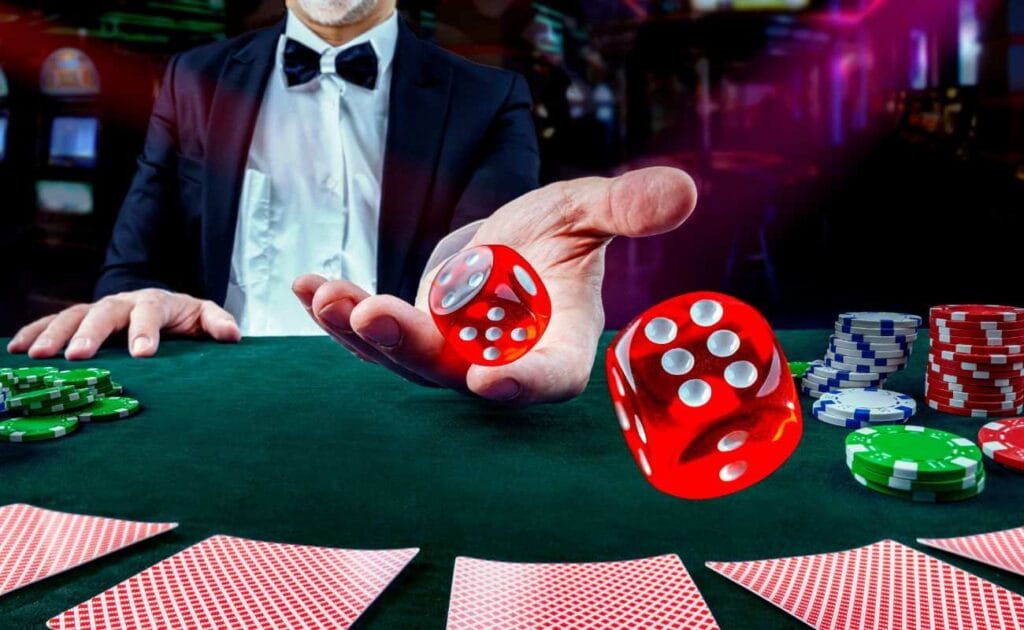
929,350,1024,367
927,360,1024,382
931,326,1024,341
925,383,1024,404
927,398,1024,418
925,375,1022,395
925,391,1024,412
930,340,1024,356
977,418,1024,471
930,304,1024,324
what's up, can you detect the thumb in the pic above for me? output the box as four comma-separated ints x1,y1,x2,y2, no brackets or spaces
198,300,242,342
573,166,698,239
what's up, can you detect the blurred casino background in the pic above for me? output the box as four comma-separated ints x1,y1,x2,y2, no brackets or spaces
0,0,1022,334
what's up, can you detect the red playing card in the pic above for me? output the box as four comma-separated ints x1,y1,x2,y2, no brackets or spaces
0,503,177,598
47,535,418,630
446,554,719,629
919,526,1024,578
707,539,1024,629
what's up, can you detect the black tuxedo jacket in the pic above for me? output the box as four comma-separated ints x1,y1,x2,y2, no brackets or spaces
96,18,540,304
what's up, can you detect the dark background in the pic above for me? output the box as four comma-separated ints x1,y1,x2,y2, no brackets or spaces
0,0,1022,334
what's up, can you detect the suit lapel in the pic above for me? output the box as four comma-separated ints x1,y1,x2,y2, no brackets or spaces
202,21,281,304
378,20,453,298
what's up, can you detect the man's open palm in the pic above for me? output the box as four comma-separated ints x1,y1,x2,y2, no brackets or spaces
294,166,697,404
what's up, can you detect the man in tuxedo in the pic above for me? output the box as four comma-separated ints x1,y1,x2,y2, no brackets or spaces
9,0,698,405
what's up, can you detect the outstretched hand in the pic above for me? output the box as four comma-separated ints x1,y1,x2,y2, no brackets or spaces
293,167,698,405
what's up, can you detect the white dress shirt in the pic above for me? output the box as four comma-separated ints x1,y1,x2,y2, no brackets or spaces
224,10,398,336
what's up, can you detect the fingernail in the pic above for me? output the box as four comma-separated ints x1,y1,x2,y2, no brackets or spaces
317,300,355,332
361,316,401,349
32,337,52,350
485,378,522,401
69,337,91,351
132,336,151,354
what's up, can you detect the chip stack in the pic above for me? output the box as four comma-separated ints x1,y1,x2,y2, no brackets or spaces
811,387,917,429
845,425,986,502
925,304,1024,418
801,312,920,398
0,366,140,443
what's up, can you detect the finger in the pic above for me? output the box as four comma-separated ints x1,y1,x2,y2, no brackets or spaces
466,302,602,405
127,295,165,358
196,300,242,343
292,274,328,313
293,275,369,359
311,281,439,385
310,279,394,363
65,299,134,360
27,307,89,359
349,295,470,390
569,166,698,238
486,167,695,243
8,315,57,354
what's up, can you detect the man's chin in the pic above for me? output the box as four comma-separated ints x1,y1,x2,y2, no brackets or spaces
296,0,379,26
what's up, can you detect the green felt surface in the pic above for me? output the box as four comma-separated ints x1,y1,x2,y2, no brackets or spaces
1,331,1023,629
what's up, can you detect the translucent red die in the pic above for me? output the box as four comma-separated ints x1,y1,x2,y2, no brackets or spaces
606,291,802,500
428,244,551,366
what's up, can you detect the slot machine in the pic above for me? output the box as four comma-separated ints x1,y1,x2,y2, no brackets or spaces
35,48,101,219
27,46,105,310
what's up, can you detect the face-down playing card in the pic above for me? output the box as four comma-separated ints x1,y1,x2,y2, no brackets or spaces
919,525,1024,578
0,503,177,598
48,535,419,630
446,553,719,629
706,539,1024,629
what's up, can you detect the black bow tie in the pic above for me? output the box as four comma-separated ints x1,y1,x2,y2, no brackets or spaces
283,38,379,89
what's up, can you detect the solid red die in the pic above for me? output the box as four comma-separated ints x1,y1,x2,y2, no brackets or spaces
429,244,551,366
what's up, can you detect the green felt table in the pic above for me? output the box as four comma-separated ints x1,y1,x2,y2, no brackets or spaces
1,331,1023,629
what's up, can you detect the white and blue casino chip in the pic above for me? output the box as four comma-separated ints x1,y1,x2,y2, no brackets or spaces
804,371,883,389
814,387,917,422
827,343,908,360
837,312,923,329
829,336,910,352
824,358,903,374
824,350,908,367
806,360,887,382
813,406,908,429
832,330,918,345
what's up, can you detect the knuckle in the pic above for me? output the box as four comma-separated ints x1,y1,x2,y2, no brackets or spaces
94,298,120,313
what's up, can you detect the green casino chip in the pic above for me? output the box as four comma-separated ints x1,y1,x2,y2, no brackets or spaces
851,469,986,502
6,385,78,410
77,397,140,422
12,380,48,393
45,368,112,388
10,367,59,384
845,425,983,482
789,361,812,378
0,368,18,388
24,393,95,416
77,381,124,399
848,459,982,493
0,414,79,442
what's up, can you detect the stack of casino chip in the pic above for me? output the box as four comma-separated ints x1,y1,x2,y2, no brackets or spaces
845,425,985,502
0,366,140,443
925,304,1024,418
978,418,1024,472
811,387,916,429
801,312,920,398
